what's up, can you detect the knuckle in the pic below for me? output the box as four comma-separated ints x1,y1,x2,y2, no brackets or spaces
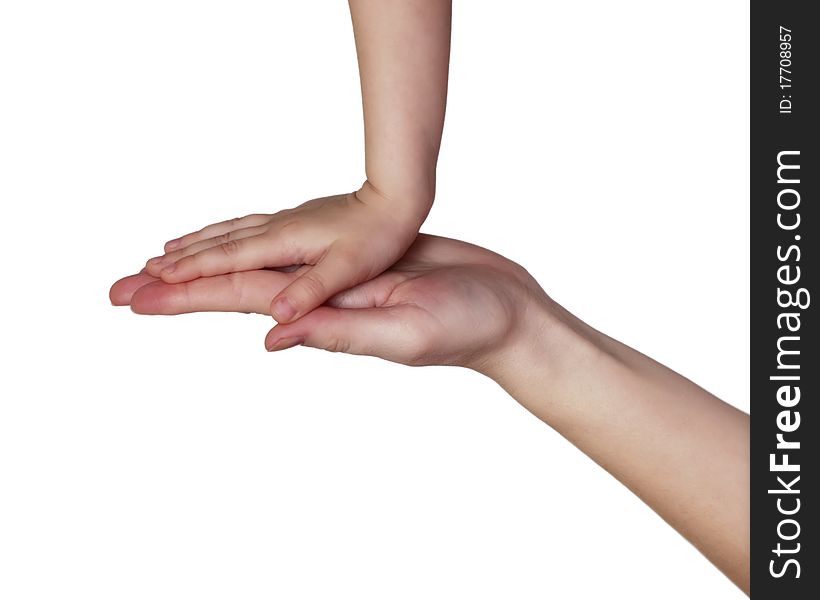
219,239,240,257
179,281,193,311
275,220,308,259
226,272,249,313
297,273,326,300
163,244,182,258
405,326,435,366
323,337,350,354
173,256,191,272
278,219,305,240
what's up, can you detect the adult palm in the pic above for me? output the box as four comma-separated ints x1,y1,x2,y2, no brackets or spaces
111,235,547,371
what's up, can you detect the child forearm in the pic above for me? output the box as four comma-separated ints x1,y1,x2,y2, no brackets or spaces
348,0,451,218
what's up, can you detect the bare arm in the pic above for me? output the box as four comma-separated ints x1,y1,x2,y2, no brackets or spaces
140,1,452,321
492,301,751,594
114,233,750,594
349,0,451,215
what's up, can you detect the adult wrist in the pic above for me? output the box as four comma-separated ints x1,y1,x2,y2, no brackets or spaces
479,295,614,421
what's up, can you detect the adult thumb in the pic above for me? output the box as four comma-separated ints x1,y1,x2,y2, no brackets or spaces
264,305,421,364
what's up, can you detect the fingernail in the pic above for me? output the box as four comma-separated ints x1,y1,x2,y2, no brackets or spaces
161,263,177,275
148,256,166,267
272,297,296,322
266,337,304,352
165,238,181,250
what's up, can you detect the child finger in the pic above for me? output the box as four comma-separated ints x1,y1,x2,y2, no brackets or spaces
158,236,297,283
164,213,271,252
147,225,268,276
268,249,362,323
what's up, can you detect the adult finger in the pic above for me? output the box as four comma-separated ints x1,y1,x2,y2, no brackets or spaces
325,271,409,309
109,272,160,306
130,270,295,315
264,305,426,364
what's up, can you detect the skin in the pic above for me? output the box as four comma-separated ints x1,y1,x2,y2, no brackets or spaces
143,0,452,324
111,234,751,595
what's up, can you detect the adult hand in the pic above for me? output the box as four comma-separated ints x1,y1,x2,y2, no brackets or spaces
112,233,751,594
114,234,549,372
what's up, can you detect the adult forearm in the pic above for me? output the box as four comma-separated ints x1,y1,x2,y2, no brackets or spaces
487,299,750,594
348,0,451,215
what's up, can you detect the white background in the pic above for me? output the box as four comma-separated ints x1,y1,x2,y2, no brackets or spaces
0,1,749,598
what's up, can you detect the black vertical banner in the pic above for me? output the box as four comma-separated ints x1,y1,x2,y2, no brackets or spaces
751,2,818,599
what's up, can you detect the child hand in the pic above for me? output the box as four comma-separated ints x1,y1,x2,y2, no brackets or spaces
143,182,429,323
